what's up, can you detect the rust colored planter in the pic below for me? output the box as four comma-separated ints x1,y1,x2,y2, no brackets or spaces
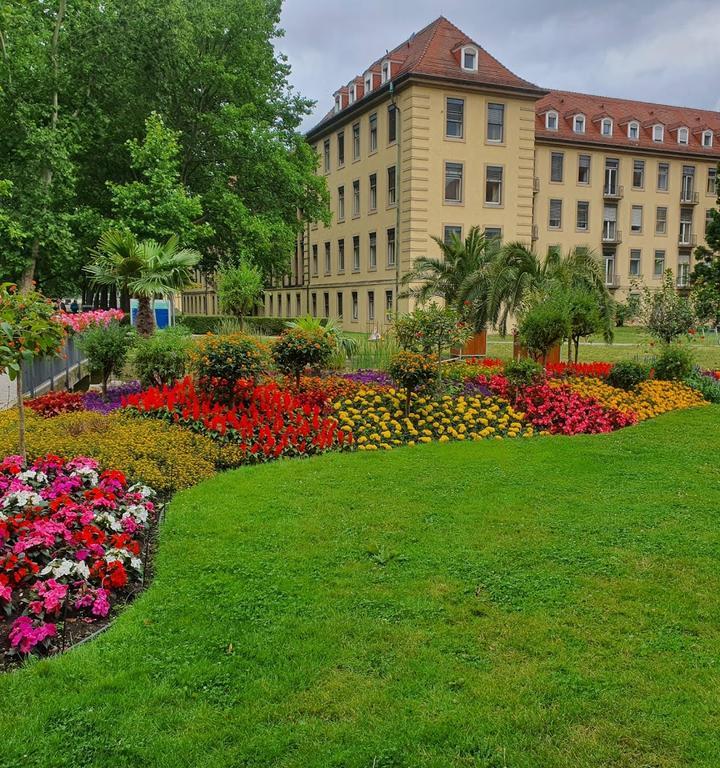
512,336,561,366
462,331,487,357
543,344,561,365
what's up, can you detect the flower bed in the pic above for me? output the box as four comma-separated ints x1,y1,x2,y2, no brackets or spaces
56,309,124,333
27,391,85,418
545,361,613,379
83,382,143,414
333,388,534,450
0,455,157,659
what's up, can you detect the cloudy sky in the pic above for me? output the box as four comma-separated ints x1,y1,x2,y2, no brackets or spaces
278,0,720,132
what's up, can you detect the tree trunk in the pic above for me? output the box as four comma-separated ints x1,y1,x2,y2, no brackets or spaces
574,338,580,363
136,295,155,336
16,371,26,463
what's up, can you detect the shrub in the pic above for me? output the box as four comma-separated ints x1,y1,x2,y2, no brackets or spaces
393,305,471,356
504,359,545,391
642,271,695,343
0,410,216,494
177,315,288,336
272,327,334,387
518,300,570,362
685,371,720,403
190,333,269,404
216,261,264,320
653,344,694,381
26,391,84,418
133,327,191,388
388,351,437,415
607,361,649,391
78,321,135,396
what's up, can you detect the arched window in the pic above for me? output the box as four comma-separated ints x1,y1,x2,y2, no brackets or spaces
628,121,640,140
601,118,613,137
546,110,558,130
460,46,478,71
653,124,664,142
364,71,373,94
678,127,689,145
381,60,391,83
702,130,713,148
573,114,585,133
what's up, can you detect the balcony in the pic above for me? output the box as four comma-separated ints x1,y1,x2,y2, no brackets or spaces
680,190,699,205
678,231,697,247
676,276,690,289
601,228,622,245
604,275,621,289
603,184,624,200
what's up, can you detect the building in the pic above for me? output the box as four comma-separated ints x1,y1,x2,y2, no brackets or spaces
189,16,720,330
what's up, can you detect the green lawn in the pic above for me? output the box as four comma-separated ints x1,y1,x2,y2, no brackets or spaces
2,408,720,767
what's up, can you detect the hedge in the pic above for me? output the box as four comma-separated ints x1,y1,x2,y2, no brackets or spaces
178,315,289,336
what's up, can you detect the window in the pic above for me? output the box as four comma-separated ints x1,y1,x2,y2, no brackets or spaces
550,152,564,183
364,72,373,94
323,139,330,172
296,293,301,315
269,294,273,316
655,207,667,235
602,204,617,241
312,244,318,276
277,294,281,316
369,173,377,211
385,290,393,315
678,254,690,287
680,208,693,244
678,127,689,145
548,199,562,229
627,249,641,277
352,236,360,272
351,291,359,320
654,250,665,277
337,292,344,319
485,165,503,205
653,124,664,142
601,118,613,137
604,252,616,286
681,165,695,201
702,130,713,148
628,121,640,140
323,292,330,318
631,205,643,234
334,94,341,114
578,154,591,184
348,84,356,105
369,232,377,270
381,60,391,83
573,114,585,133
604,158,619,195
352,179,360,216
446,98,464,139
444,225,462,243
368,113,378,152
707,167,717,195
632,160,645,189
576,201,589,231
337,130,345,166
352,123,360,160
706,209,715,235
461,46,477,71
387,166,397,206
324,242,331,274
545,111,558,130
387,228,396,266
311,292,317,317
657,162,669,191
368,291,375,322
337,186,345,221
444,162,463,203
485,227,502,241
487,103,505,142
338,239,345,272
286,293,291,316
388,105,397,144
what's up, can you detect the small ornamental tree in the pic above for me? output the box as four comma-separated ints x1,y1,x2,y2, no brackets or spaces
642,270,695,344
566,289,606,363
518,299,571,364
388,351,437,416
216,261,265,328
0,284,65,460
273,327,334,388
78,321,135,398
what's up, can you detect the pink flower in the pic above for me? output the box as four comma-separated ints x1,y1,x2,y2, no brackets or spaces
9,616,57,654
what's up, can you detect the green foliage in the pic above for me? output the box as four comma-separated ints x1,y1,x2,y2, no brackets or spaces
272,327,334,386
685,371,720,403
653,344,695,381
216,261,265,319
78,321,135,396
388,350,438,415
393,304,471,357
133,327,191,388
287,316,358,358
607,361,649,391
642,271,696,344
566,288,605,362
504,359,545,390
615,291,642,327
518,300,570,361
178,314,288,336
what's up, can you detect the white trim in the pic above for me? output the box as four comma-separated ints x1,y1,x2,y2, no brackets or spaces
573,114,585,134
677,126,689,145
364,71,373,94
348,84,356,105
652,123,664,142
381,60,391,83
702,130,713,148
545,110,558,131
627,121,640,140
460,46,478,72
601,117,613,137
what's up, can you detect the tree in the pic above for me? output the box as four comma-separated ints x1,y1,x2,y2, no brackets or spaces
690,161,720,327
401,227,501,331
517,297,571,364
273,327,334,388
0,284,65,460
78,321,135,397
216,261,265,326
566,288,604,363
86,230,201,336
641,270,695,344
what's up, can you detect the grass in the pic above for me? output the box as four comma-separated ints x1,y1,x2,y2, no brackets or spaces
2,408,720,767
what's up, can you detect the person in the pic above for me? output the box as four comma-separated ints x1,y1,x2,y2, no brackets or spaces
70,299,79,314
59,300,67,312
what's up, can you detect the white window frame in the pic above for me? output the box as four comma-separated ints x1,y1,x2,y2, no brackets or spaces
348,84,356,105
653,124,664,142
364,71,373,94
601,118,613,137
460,46,478,72
628,121,640,140
334,94,341,114
678,127,689,145
381,60,391,83
545,110,558,131
702,130,713,148
573,114,585,134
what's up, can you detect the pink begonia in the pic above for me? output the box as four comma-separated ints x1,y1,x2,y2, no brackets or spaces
92,589,111,617
9,617,57,654
0,583,12,602
33,579,68,615
56,310,124,333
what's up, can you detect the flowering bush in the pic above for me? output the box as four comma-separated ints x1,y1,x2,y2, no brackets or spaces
272,327,335,387
26,391,85,418
333,388,534,450
0,455,156,656
388,351,438,415
57,309,124,333
280,375,365,410
83,382,143,414
190,333,269,405
124,377,350,465
545,362,613,379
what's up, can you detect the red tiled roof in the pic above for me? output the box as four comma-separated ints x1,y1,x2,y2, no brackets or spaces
536,90,720,157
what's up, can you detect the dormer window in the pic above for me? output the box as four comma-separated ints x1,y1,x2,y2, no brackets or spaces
678,126,689,145
334,94,341,114
702,130,713,148
546,111,558,131
348,84,356,105
628,121,640,140
461,46,478,72
381,60,391,83
653,124,664,142
601,118,613,137
364,72,373,94
573,114,585,134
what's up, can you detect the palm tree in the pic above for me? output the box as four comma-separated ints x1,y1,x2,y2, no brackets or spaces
488,242,615,342
286,315,359,358
401,227,502,331
86,230,201,336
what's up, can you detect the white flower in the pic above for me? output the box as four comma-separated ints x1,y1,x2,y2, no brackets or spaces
130,557,142,572
75,561,90,579
2,490,45,509
41,558,75,578
125,505,149,524
128,484,155,499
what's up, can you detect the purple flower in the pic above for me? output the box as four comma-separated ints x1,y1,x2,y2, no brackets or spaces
342,370,392,386
83,382,142,414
